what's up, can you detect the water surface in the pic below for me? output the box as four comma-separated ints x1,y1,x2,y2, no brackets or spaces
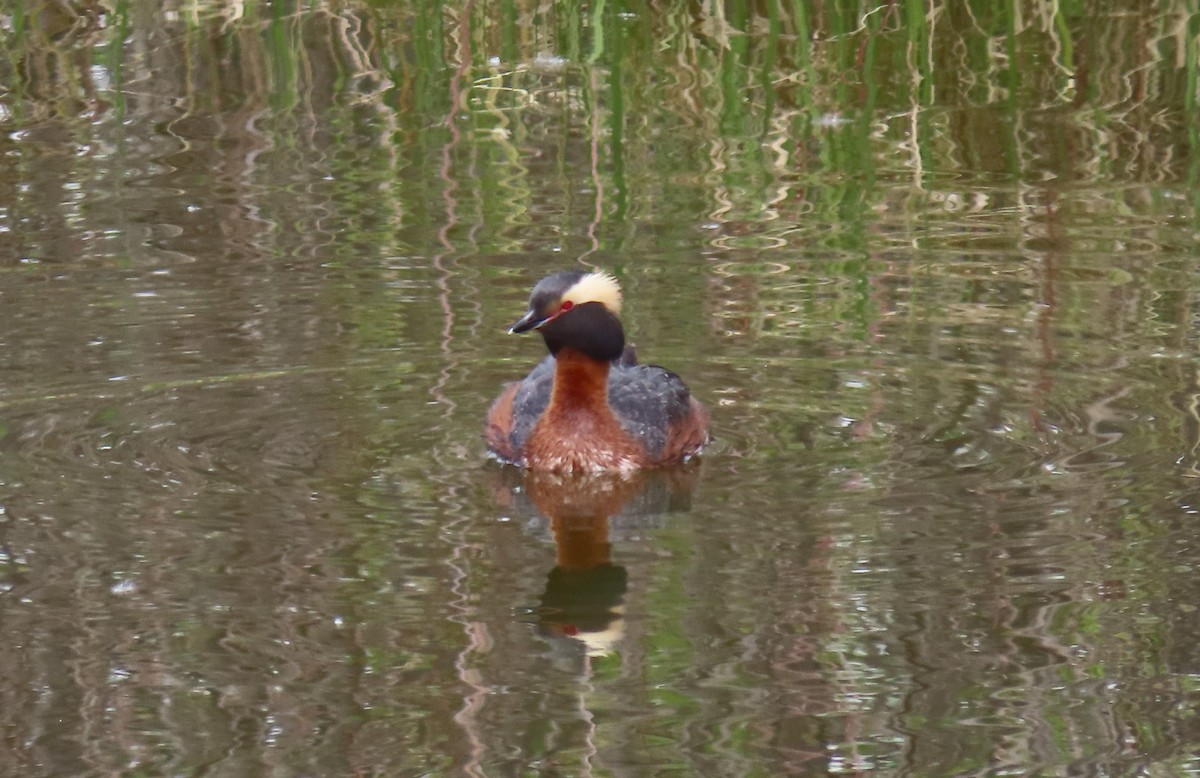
3,1,1200,775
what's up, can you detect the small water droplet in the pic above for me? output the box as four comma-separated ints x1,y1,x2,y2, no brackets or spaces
111,578,138,595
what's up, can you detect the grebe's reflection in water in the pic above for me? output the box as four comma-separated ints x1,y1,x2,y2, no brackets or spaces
490,465,700,657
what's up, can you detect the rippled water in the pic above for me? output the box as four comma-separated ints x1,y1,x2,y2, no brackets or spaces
4,1,1200,775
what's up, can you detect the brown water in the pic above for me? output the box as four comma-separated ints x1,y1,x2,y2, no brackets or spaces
4,1,1200,775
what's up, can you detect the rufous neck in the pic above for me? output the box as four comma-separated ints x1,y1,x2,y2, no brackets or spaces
549,348,612,411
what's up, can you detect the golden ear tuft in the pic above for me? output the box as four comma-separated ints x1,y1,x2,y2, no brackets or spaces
566,271,623,315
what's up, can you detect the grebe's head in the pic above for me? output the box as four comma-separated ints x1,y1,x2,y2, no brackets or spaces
509,270,625,361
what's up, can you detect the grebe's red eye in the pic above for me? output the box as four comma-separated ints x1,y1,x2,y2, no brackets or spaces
560,300,574,313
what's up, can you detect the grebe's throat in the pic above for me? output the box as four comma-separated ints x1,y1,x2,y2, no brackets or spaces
548,348,612,412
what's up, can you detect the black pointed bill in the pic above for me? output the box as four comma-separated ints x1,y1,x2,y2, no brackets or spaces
509,308,547,334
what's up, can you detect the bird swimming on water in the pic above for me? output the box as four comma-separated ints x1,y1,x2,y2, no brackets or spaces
486,270,710,473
